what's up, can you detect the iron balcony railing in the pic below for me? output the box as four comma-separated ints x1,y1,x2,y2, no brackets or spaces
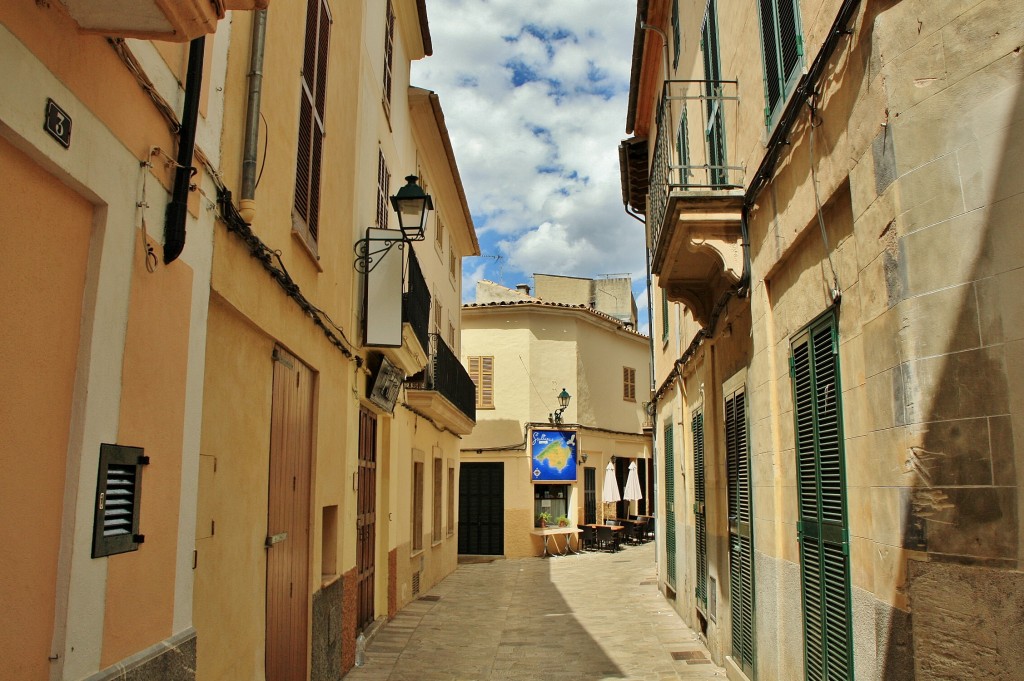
406,333,476,423
403,249,431,353
649,79,742,252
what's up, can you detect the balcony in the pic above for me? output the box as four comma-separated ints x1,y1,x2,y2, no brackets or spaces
381,248,430,376
405,334,476,435
648,80,744,326
58,0,268,42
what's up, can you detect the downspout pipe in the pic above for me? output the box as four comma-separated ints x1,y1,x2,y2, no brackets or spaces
164,36,206,265
240,9,268,224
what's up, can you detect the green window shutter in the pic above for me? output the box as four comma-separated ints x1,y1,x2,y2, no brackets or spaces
758,0,803,129
725,389,755,676
661,291,670,343
701,0,728,187
692,412,707,608
664,421,677,587
792,313,853,680
671,0,681,70
92,443,148,558
675,109,691,186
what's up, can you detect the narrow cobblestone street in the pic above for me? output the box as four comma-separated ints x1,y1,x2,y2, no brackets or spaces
344,542,725,681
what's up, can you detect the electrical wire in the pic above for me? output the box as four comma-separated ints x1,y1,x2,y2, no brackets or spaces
807,92,841,300
255,111,269,189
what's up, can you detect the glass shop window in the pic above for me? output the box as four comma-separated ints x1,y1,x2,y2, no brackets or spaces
534,484,568,526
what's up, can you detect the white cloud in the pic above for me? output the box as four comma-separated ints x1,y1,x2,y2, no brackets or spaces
413,0,646,304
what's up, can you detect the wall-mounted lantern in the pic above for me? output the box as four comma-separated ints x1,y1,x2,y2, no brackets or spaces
550,388,571,424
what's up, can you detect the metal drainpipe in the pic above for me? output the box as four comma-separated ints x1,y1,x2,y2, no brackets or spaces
240,9,268,224
164,36,206,265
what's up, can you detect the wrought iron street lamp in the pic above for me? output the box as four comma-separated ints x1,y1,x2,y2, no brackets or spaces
551,388,571,424
390,175,433,241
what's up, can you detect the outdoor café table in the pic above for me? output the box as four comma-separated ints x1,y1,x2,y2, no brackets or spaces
531,526,582,557
584,524,625,550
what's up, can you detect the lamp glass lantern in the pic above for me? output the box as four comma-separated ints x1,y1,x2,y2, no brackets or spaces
552,388,571,424
390,175,433,241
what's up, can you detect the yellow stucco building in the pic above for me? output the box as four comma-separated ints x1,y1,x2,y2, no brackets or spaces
621,0,1024,679
461,278,652,558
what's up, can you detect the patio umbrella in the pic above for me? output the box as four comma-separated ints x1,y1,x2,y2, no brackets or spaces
623,460,643,502
602,461,621,502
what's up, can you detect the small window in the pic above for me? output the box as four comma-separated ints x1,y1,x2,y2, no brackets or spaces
382,0,395,116
758,0,804,129
447,466,455,536
376,149,390,229
92,443,149,558
412,461,424,551
449,240,457,279
671,0,681,70
435,215,445,251
432,458,443,543
468,356,494,409
433,299,443,334
661,290,670,343
448,320,456,349
623,367,636,401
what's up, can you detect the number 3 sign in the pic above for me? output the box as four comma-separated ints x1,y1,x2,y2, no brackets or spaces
44,98,72,149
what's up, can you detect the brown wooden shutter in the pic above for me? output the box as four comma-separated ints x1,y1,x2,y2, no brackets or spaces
294,0,331,245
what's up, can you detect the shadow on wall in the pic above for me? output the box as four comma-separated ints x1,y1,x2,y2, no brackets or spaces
879,5,1024,678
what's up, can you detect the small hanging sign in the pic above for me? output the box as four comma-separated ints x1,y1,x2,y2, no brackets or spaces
44,98,72,149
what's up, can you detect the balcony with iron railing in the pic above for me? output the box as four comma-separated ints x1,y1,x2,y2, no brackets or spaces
648,79,745,326
405,334,476,435
379,247,431,376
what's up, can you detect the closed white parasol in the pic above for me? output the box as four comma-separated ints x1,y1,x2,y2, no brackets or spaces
623,460,643,501
602,461,621,503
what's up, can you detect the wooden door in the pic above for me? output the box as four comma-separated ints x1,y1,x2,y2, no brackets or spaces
458,463,504,555
356,407,377,631
266,347,313,681
583,467,597,525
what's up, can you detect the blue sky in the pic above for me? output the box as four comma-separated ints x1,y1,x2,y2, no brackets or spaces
411,0,651,330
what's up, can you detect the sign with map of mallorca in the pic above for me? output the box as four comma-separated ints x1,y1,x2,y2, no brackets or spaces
530,429,578,483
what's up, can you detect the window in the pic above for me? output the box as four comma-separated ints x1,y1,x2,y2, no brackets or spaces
433,298,442,334
702,0,729,187
661,291,670,343
758,0,803,128
671,0,681,70
448,321,455,349
447,466,455,536
675,109,691,186
382,0,395,115
791,312,852,680
412,460,424,551
692,411,707,609
533,484,568,527
92,443,148,558
663,421,677,588
432,458,443,543
468,356,494,409
623,367,636,401
293,0,332,249
449,239,457,279
725,388,755,677
376,148,390,229
435,214,445,250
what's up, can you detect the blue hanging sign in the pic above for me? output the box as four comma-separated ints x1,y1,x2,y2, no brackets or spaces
530,428,578,483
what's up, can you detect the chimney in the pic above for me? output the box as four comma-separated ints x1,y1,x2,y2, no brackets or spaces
516,284,531,296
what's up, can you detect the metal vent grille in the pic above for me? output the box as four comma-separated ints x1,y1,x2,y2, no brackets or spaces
91,443,147,558
411,571,420,596
102,463,136,537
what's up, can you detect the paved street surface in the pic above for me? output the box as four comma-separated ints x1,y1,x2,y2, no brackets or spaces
344,542,725,680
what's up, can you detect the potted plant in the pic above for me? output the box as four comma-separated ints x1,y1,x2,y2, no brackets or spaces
537,511,552,528
556,515,569,527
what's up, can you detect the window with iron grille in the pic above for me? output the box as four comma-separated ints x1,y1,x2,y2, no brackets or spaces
468,356,494,409
432,458,443,543
692,411,707,609
701,0,729,187
382,0,395,116
758,0,804,129
92,444,149,558
790,311,853,680
412,460,424,551
376,149,390,229
671,0,681,70
623,366,636,401
293,0,332,249
725,387,755,677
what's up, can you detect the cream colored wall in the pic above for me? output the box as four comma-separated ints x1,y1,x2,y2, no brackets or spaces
0,3,221,677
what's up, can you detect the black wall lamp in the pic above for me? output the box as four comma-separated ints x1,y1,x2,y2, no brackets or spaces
550,388,571,424
354,175,433,272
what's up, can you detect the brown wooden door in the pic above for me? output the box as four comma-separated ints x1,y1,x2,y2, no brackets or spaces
266,347,313,681
356,407,377,631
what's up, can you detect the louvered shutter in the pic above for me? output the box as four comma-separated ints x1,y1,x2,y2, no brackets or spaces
92,444,148,558
792,314,853,680
702,0,728,187
693,412,708,608
725,390,755,676
664,421,677,588
294,0,331,246
758,0,803,128
468,356,494,409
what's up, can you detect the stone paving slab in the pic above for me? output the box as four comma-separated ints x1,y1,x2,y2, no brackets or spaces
344,542,725,680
